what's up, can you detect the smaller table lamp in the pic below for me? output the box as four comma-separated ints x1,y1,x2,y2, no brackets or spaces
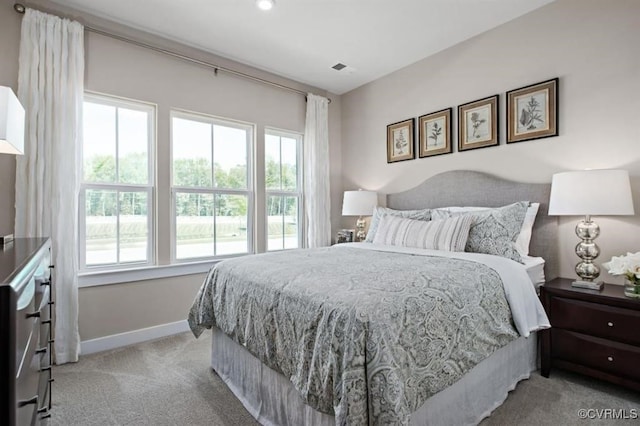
342,190,377,242
548,169,634,290
0,86,25,155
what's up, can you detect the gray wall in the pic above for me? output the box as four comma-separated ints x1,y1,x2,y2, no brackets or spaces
0,0,343,341
340,0,640,283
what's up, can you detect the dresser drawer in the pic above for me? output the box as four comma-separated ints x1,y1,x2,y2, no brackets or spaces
37,354,51,420
549,296,640,346
552,328,640,381
16,320,41,426
16,278,38,373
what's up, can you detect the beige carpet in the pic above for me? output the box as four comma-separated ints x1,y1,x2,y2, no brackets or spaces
51,332,640,426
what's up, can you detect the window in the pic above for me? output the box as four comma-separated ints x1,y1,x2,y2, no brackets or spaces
265,129,302,251
80,94,155,270
171,111,253,261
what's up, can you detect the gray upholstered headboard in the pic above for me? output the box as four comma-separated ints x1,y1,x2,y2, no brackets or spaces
387,170,558,279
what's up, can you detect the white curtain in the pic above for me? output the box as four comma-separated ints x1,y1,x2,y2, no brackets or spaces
303,94,331,248
15,9,84,364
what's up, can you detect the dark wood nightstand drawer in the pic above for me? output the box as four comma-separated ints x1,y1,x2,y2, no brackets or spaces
549,296,640,346
552,328,640,381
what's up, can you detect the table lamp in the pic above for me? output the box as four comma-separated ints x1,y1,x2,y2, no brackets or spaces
342,190,377,241
548,169,634,290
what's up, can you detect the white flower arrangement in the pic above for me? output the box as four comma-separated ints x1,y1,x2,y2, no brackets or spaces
604,252,640,297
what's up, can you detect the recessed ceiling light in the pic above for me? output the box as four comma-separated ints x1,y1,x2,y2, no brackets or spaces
256,0,275,11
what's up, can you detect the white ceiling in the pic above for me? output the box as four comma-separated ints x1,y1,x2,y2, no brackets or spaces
49,0,555,95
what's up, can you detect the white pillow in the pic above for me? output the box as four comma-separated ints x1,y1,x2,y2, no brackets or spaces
514,203,539,257
365,206,431,243
430,202,539,256
372,214,473,252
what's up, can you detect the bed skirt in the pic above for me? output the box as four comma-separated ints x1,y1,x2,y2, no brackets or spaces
210,327,538,425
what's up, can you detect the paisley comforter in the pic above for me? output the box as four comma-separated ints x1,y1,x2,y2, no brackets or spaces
188,243,549,425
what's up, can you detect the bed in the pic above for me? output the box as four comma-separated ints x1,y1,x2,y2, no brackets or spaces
188,170,558,425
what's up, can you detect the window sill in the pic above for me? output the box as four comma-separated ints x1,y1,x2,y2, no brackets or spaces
78,261,217,287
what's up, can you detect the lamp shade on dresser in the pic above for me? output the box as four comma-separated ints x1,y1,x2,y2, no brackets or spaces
0,238,53,425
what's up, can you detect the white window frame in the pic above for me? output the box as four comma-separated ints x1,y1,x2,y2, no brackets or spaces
170,109,255,263
265,128,304,251
79,92,156,272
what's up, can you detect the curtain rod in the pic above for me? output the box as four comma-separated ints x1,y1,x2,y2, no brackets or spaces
13,3,330,104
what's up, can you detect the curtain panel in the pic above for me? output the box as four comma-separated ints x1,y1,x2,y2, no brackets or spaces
15,9,84,364
303,94,331,248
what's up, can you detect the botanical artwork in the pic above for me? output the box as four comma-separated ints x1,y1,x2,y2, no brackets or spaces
516,92,548,134
427,119,445,148
458,95,498,151
507,78,558,143
393,127,410,156
418,108,452,158
465,106,491,143
387,118,415,163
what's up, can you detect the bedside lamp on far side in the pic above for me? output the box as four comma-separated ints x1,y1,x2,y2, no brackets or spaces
0,86,25,155
548,169,634,290
342,189,377,242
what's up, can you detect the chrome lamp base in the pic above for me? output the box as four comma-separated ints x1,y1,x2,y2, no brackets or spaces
573,215,604,291
571,279,604,291
355,216,367,242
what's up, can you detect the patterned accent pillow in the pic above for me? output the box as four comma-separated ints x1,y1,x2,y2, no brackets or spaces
365,206,431,243
372,214,473,252
464,201,529,263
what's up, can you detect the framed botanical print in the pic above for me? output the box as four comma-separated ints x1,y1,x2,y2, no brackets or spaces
418,108,452,158
458,95,499,152
387,118,415,163
507,78,558,143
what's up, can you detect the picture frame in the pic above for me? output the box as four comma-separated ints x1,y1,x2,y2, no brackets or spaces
506,78,558,143
418,108,452,158
386,118,415,163
336,229,355,244
458,95,499,152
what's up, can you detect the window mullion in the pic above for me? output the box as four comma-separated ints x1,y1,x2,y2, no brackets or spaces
280,196,285,249
115,107,120,182
213,194,217,257
116,190,121,264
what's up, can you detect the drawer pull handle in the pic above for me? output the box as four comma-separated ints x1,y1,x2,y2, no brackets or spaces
48,339,55,344
49,265,55,269
26,311,41,318
48,378,55,383
40,280,50,286
42,319,52,324
41,413,51,419
48,301,55,306
607,322,614,327
40,366,52,372
18,395,38,407
37,407,48,414
35,347,47,354
607,356,614,362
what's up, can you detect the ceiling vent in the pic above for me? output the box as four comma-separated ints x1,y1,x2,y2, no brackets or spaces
331,63,347,71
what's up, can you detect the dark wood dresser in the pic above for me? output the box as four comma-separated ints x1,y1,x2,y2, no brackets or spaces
0,238,53,425
540,277,640,391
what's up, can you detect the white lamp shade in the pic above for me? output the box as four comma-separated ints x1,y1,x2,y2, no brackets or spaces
548,169,634,216
342,190,377,216
0,86,25,155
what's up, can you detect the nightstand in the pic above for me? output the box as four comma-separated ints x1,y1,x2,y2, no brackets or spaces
540,277,640,392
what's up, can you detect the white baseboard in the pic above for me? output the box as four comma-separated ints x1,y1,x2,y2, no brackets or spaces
80,320,190,355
